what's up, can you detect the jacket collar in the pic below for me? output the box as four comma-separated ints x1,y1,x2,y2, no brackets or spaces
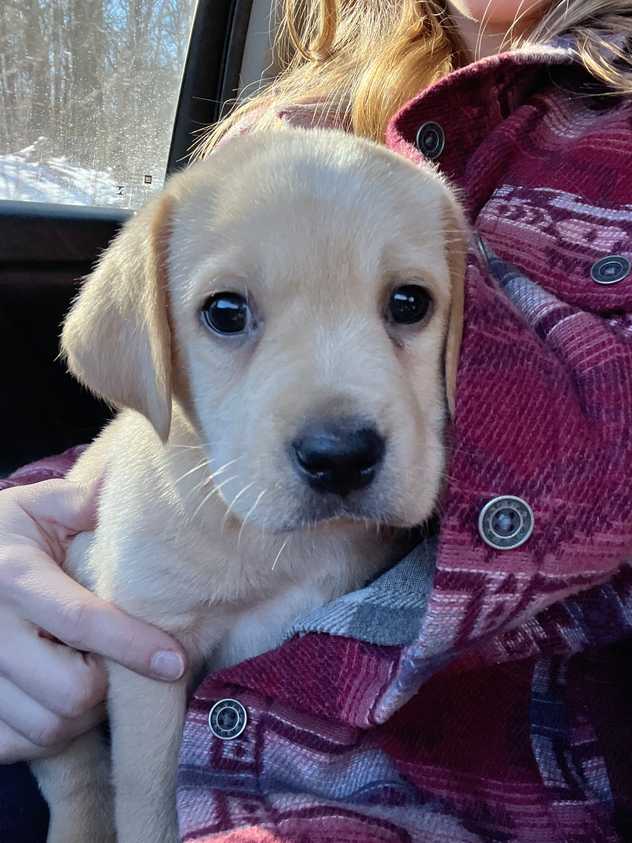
386,36,602,198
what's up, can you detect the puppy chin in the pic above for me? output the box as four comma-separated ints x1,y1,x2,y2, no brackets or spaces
267,494,432,535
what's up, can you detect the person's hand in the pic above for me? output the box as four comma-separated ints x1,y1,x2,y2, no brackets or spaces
0,478,187,763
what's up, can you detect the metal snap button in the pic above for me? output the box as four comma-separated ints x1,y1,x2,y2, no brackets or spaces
415,121,445,160
478,496,534,550
208,698,248,740
590,255,631,285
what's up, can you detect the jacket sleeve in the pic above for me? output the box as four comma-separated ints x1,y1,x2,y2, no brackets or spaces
0,445,86,491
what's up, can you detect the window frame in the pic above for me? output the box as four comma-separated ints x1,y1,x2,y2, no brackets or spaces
167,0,255,174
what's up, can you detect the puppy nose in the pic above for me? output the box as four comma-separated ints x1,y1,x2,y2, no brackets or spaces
292,421,385,496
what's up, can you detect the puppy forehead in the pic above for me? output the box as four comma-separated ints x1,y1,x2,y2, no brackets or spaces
169,133,451,297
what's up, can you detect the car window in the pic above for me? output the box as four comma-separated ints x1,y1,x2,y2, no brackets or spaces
0,0,197,210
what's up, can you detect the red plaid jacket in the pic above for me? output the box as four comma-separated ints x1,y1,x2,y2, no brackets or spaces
4,36,632,843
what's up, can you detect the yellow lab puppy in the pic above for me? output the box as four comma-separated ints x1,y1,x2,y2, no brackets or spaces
32,128,467,842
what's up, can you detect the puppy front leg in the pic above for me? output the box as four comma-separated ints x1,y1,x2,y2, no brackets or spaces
31,728,114,843
108,662,188,843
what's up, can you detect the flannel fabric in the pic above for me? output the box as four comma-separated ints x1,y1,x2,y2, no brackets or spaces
2,35,632,843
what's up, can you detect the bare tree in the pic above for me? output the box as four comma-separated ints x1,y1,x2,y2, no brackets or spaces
0,0,197,205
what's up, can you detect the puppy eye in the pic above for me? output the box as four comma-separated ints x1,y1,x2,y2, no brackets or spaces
202,292,252,335
388,285,433,325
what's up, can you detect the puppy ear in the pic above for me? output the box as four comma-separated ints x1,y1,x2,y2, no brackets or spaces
61,193,174,441
442,192,470,419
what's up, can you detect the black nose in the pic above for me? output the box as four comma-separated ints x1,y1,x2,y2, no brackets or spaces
292,421,385,496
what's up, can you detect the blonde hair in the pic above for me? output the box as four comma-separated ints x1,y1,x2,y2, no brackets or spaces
195,0,632,157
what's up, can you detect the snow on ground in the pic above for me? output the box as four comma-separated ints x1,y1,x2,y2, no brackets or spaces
0,138,157,209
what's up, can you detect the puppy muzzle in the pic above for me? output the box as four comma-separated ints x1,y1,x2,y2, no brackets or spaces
290,417,386,499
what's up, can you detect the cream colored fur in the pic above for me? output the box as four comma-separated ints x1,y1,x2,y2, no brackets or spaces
31,128,468,842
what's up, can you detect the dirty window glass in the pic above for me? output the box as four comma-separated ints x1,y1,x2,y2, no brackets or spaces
0,0,197,210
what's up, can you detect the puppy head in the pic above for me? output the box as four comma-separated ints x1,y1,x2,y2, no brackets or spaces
62,128,468,532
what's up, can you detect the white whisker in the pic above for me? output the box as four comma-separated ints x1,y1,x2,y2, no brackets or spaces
222,481,256,532
185,457,244,505
181,474,214,508
271,537,290,571
208,457,242,482
238,489,267,547
174,458,215,486
189,474,239,523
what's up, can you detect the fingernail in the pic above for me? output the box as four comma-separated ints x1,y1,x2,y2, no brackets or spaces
150,650,185,680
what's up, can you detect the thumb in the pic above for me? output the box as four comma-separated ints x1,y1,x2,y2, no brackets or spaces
13,551,188,682
16,477,102,537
